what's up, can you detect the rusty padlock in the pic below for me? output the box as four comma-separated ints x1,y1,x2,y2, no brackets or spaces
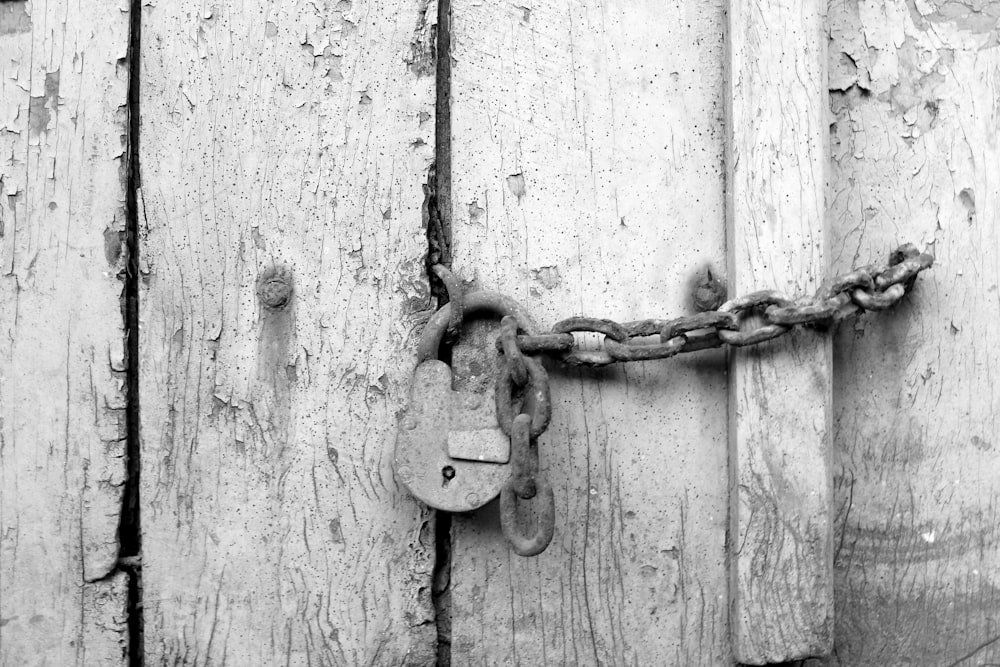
394,292,539,512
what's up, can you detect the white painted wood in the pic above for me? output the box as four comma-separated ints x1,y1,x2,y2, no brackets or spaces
0,0,130,664
827,2,1000,664
725,1,833,662
138,0,438,663
447,1,731,663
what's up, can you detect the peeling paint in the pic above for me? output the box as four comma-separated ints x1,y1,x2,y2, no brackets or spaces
529,265,561,290
103,226,123,266
907,0,1000,42
959,187,976,224
505,173,525,200
886,41,948,116
0,1,31,35
329,518,345,543
251,227,266,250
407,0,436,77
327,55,343,81
28,71,60,136
467,199,484,223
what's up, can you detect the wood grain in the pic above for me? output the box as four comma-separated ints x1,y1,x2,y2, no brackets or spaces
138,0,437,663
725,1,833,662
0,0,130,663
826,2,1000,664
447,1,730,664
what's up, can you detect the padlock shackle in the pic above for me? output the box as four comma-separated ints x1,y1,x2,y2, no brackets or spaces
417,291,539,363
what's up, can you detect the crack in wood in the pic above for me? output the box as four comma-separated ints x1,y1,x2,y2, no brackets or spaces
121,0,143,663
430,1,453,665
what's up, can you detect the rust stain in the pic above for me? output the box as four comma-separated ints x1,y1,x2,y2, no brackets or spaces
255,266,295,438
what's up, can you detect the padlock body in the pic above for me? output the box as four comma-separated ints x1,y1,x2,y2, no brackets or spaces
394,360,511,512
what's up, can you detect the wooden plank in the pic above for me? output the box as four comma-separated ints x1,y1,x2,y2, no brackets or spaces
826,3,1000,664
725,1,833,662
0,0,131,664
138,0,437,663
447,1,730,664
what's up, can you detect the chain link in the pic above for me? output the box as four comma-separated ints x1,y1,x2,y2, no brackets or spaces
499,413,555,557
498,244,933,367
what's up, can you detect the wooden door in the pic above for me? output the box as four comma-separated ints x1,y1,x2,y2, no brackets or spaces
1,1,131,664
827,4,1000,664
1,0,998,665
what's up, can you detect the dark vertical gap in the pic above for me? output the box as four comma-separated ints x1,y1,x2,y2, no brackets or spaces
431,510,452,667
120,0,143,663
428,0,453,665
426,0,452,282
433,0,452,250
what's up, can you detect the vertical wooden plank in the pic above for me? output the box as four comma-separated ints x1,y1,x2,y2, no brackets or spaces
0,0,130,664
138,0,437,664
827,3,1000,664
725,0,833,662
448,1,731,664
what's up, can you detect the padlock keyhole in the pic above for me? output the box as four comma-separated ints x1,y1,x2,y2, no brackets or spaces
442,465,456,487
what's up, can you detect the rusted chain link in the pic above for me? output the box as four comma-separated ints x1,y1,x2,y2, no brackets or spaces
497,404,555,556
499,244,934,367
494,320,555,556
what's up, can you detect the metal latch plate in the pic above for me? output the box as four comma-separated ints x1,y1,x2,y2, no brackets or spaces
447,428,509,463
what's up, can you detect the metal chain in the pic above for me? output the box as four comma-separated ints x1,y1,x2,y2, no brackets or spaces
500,244,934,367
426,243,932,556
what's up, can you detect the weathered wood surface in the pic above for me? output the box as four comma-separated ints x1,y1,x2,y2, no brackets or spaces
0,1,130,664
447,1,730,664
726,0,833,662
826,2,1000,664
138,0,437,663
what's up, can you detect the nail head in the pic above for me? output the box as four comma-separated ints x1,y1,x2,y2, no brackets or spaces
259,266,293,309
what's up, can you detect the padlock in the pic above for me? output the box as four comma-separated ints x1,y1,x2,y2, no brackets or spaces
394,360,511,512
394,291,540,513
